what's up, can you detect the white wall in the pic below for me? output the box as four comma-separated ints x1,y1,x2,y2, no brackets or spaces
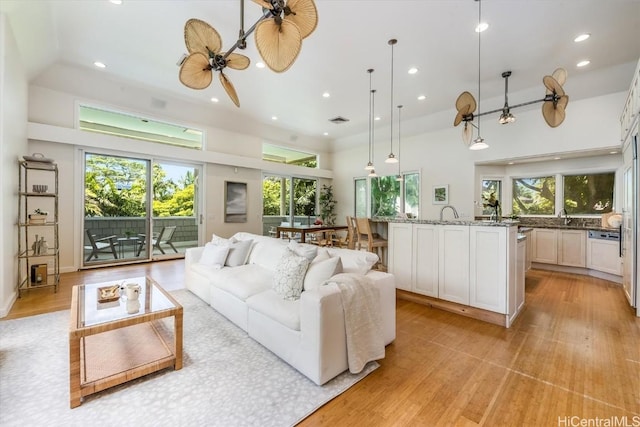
0,15,29,317
332,92,626,223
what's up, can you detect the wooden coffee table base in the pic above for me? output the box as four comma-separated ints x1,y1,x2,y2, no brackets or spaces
69,281,183,408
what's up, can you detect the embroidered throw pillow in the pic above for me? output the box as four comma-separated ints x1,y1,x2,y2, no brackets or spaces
273,247,311,300
199,243,230,269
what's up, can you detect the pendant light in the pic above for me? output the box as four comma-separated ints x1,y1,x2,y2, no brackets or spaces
365,69,375,171
385,39,399,163
368,87,378,178
396,105,403,181
469,0,489,150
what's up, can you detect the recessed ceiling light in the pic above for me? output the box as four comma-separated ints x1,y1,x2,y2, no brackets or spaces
210,97,219,103
574,33,590,42
408,67,418,75
554,157,561,160
577,60,590,67
93,61,106,68
322,92,330,98
508,162,514,165
271,116,278,121
323,132,329,136
256,62,266,69
610,151,618,154
475,22,489,33
109,0,123,4
417,95,426,101
374,116,381,121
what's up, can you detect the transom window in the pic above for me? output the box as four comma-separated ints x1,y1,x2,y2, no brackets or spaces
262,143,317,168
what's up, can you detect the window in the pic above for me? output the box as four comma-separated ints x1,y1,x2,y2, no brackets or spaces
403,172,420,218
262,175,318,231
512,176,555,215
370,175,401,218
354,178,367,217
563,172,614,214
79,105,203,149
481,179,501,215
262,143,317,168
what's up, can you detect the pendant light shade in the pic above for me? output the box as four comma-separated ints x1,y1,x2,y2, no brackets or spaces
385,39,399,164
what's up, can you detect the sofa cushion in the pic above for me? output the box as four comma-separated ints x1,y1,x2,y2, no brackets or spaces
246,289,301,331
287,240,318,261
225,239,253,267
199,243,229,268
304,256,343,291
272,247,310,301
247,238,287,269
213,264,273,301
327,247,378,274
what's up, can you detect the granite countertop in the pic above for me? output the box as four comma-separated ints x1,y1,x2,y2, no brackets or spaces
517,224,620,232
376,218,519,227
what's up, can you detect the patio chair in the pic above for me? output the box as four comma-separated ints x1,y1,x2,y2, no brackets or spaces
136,226,178,256
84,229,118,262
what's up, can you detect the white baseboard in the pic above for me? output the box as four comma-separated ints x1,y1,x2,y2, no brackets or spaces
0,290,18,318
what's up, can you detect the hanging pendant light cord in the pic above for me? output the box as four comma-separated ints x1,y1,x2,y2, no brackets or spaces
368,69,373,165
397,105,402,175
389,39,396,157
477,0,482,137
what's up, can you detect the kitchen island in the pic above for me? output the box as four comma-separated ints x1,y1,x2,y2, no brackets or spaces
385,219,524,327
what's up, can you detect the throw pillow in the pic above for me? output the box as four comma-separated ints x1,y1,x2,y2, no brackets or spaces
304,256,343,291
211,233,237,246
273,247,311,300
288,240,318,261
225,239,253,267
199,243,230,268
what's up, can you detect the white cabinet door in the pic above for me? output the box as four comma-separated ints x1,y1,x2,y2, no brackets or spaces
558,230,586,267
438,226,470,305
469,226,507,313
587,238,622,275
524,231,532,271
516,239,526,313
413,224,439,297
532,229,558,264
388,222,413,291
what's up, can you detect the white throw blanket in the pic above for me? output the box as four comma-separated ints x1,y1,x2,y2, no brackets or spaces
326,273,385,374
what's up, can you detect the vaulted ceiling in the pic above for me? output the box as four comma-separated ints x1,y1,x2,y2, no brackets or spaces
3,0,640,142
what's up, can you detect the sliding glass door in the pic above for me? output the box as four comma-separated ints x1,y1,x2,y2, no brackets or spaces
83,152,201,267
262,174,317,236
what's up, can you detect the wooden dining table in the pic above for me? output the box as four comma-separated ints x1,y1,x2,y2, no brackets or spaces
275,224,348,243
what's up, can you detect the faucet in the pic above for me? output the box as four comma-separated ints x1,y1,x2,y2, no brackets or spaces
440,205,459,221
558,208,572,225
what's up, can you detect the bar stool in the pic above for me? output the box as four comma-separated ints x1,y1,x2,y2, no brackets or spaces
355,217,388,270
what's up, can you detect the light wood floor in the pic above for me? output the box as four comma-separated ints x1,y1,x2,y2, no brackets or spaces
5,263,640,425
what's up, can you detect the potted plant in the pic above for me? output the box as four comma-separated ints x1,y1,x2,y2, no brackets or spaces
319,184,337,226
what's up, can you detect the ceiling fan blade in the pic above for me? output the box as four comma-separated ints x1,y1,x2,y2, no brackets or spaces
219,72,240,107
222,52,251,70
252,0,273,9
455,91,477,114
462,122,474,146
542,100,566,128
454,104,471,127
284,0,318,39
184,18,222,56
179,53,213,90
552,68,567,86
543,75,565,97
255,19,302,72
557,94,569,110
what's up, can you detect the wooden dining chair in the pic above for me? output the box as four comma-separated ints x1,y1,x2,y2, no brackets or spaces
355,217,388,269
346,216,357,249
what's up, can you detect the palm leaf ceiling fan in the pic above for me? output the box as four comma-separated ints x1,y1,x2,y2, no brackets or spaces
454,68,570,145
179,0,318,107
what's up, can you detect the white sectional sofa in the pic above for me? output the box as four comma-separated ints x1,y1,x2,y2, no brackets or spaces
184,232,396,385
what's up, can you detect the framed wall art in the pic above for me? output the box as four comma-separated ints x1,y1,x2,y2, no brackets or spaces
432,184,449,205
224,181,247,223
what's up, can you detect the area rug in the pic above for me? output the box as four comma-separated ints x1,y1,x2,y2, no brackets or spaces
0,290,377,427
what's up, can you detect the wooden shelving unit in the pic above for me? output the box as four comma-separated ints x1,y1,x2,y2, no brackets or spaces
17,160,60,296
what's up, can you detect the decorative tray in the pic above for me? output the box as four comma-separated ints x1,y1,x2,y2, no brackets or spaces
23,153,54,163
97,285,121,303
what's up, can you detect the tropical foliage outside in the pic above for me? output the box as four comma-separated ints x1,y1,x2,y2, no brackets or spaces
85,154,195,217
262,175,317,217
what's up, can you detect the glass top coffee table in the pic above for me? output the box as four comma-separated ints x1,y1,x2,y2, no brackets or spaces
69,276,183,408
